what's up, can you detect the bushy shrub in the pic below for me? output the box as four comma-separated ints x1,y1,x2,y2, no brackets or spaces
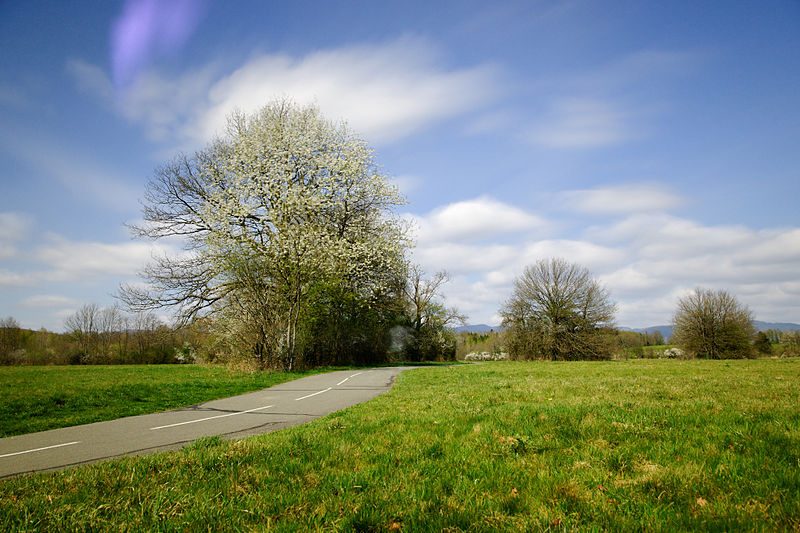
660,347,686,359
781,330,800,357
464,351,509,362
672,288,754,359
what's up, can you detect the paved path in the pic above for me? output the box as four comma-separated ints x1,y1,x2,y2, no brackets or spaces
0,367,410,478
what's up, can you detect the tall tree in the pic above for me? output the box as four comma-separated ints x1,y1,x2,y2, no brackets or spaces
500,258,616,360
121,99,409,370
0,317,22,364
671,288,755,359
64,303,101,362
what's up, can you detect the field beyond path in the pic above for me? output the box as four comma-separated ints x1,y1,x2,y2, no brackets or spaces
0,368,407,478
2,360,799,531
0,365,334,438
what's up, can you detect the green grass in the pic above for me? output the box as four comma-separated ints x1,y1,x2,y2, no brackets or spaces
0,365,327,438
2,360,799,531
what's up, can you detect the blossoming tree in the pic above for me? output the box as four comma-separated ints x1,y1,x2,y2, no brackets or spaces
121,100,409,370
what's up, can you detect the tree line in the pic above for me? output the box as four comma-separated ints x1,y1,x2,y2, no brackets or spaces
0,310,199,366
5,100,795,367
499,257,799,361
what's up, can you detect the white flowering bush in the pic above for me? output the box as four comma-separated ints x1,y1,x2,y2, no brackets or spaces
464,351,509,362
660,347,686,359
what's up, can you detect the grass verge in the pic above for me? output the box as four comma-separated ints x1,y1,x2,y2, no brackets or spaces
2,359,799,531
0,365,328,437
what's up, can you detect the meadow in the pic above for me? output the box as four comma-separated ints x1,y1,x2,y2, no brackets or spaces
1,359,799,531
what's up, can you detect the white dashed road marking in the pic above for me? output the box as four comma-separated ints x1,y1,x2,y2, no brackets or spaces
337,371,365,386
150,405,274,430
294,387,331,401
0,441,80,458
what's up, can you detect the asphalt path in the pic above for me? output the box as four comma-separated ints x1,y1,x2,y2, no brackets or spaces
0,366,411,478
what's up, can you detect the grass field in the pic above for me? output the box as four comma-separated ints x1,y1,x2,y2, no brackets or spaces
2,360,799,531
0,365,327,438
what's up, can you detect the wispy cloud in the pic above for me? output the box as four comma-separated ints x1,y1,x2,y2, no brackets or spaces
527,97,634,148
524,48,699,150
560,183,684,215
66,59,115,103
0,228,177,290
20,294,79,308
69,37,500,148
0,212,33,259
33,234,175,282
0,269,36,288
0,125,141,211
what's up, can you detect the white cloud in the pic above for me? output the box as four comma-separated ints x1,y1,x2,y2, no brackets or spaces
408,196,545,244
69,38,498,148
201,39,498,145
561,184,684,215
405,193,800,327
34,234,175,282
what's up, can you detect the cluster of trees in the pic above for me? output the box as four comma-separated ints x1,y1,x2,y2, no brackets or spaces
497,258,795,361
672,289,800,358
118,100,460,370
455,330,504,360
0,309,197,365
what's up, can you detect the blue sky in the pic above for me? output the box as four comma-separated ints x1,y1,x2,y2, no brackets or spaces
1,0,799,331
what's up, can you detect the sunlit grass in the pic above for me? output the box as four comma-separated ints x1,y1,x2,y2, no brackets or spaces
2,360,799,531
0,365,326,437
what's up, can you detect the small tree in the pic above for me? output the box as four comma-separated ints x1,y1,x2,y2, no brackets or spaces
402,266,466,361
781,330,800,357
0,317,23,364
64,303,101,363
500,258,616,360
671,288,755,359
753,331,772,355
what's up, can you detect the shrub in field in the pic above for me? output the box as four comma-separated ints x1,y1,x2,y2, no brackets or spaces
500,258,616,360
660,347,686,359
671,288,755,359
781,330,800,357
464,351,509,361
754,331,773,355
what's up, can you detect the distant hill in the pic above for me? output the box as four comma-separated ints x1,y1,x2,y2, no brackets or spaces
453,324,501,333
619,321,799,342
620,325,674,339
753,321,800,332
